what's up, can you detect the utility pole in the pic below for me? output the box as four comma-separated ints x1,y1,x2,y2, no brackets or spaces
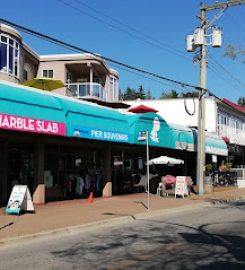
190,0,245,195
196,3,207,196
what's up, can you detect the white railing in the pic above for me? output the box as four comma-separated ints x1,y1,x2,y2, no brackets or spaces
217,124,245,145
66,82,105,100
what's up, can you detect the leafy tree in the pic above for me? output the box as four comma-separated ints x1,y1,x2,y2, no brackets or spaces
238,97,245,106
146,89,152,100
181,91,199,98
224,44,245,63
120,85,153,100
120,87,137,100
159,90,178,99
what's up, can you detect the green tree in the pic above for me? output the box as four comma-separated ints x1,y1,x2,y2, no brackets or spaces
181,91,199,98
238,97,245,106
159,90,178,99
224,44,245,63
146,89,152,100
135,85,146,99
121,87,137,100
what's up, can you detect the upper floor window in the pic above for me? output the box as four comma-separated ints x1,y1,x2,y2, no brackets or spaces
0,35,19,77
110,76,119,101
43,69,53,78
218,113,228,126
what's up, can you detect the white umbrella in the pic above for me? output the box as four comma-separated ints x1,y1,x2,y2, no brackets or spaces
147,156,184,165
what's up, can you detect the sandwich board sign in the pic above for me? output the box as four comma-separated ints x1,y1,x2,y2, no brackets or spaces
6,185,35,215
175,176,186,199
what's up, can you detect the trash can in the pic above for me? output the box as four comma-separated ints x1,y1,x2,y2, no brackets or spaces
204,176,213,194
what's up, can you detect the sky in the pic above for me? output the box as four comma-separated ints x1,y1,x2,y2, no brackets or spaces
1,0,245,102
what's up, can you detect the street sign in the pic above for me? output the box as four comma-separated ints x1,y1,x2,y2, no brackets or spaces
138,131,147,141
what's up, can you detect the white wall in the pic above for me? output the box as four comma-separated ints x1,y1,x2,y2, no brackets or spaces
125,98,217,133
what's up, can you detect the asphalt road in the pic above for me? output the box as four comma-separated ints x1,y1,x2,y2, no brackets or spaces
0,200,244,270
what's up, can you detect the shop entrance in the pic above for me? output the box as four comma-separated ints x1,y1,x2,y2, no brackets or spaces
7,142,35,197
44,143,104,202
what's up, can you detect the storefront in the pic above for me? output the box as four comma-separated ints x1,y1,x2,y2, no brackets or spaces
0,81,229,205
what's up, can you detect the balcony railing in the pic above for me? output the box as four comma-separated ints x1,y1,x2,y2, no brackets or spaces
217,124,245,145
66,82,105,100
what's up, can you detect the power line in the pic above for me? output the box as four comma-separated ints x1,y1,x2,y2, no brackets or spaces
56,0,192,62
0,18,241,111
207,63,242,93
0,18,203,91
209,54,245,88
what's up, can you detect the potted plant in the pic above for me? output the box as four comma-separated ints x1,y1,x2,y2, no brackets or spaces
205,163,213,176
219,161,231,172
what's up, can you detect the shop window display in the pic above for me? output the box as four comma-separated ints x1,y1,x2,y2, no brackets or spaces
44,144,103,201
8,143,34,194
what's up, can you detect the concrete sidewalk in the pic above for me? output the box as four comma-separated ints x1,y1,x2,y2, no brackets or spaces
0,187,245,244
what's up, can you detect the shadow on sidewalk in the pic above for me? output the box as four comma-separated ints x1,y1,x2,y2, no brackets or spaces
0,222,14,231
102,212,136,220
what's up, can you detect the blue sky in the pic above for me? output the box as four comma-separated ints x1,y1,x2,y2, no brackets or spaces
1,0,245,102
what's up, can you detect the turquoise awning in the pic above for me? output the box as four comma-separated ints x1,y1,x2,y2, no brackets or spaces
0,82,65,122
127,113,176,149
0,81,228,156
170,124,228,156
61,98,130,143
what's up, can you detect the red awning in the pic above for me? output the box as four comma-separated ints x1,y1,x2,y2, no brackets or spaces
128,104,158,114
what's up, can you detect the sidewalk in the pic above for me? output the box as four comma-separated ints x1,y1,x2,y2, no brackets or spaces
0,187,245,244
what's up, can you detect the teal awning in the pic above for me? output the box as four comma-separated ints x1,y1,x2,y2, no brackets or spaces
0,81,228,156
127,113,176,149
61,98,130,143
170,124,228,156
0,82,65,122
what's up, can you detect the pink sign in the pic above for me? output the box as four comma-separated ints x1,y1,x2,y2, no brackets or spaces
0,113,66,136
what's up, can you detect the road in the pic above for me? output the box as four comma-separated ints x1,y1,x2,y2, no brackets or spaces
0,200,244,270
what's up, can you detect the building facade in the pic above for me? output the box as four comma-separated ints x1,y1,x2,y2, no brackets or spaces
125,97,245,168
0,24,119,102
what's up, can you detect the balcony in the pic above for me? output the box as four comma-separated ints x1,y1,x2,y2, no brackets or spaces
66,82,105,101
217,124,245,146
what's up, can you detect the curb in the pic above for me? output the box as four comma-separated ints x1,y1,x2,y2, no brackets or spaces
0,201,210,246
0,194,244,246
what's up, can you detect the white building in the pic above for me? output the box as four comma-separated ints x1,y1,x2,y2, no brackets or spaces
125,97,245,167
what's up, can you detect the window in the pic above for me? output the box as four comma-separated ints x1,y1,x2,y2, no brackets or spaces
110,76,119,101
0,35,19,77
24,69,28,81
218,113,228,126
43,69,53,78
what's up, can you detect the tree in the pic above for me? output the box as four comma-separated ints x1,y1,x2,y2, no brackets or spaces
159,90,178,99
120,87,137,100
135,85,146,99
120,85,153,100
224,44,245,63
181,91,199,98
146,89,152,100
238,97,245,106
